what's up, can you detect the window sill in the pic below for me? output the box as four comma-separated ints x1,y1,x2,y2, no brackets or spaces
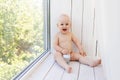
13,50,51,80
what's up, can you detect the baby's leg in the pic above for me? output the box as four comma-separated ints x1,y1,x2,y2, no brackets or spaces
79,56,101,67
54,51,72,73
71,52,101,67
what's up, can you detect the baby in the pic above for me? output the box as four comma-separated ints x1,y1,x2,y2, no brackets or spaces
53,14,101,73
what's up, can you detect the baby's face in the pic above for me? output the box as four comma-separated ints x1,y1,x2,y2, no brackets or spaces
57,16,71,34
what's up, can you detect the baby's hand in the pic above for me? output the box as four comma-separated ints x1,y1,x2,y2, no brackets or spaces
62,49,69,54
80,51,87,56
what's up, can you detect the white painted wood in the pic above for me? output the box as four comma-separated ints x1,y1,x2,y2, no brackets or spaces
94,0,108,79
82,0,96,56
20,54,106,80
72,0,83,52
94,65,106,80
61,62,80,80
93,0,103,57
95,0,120,80
78,64,94,80
44,63,64,80
23,54,55,80
72,0,83,42
50,0,71,52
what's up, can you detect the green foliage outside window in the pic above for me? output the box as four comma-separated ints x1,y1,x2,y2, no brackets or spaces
0,0,45,79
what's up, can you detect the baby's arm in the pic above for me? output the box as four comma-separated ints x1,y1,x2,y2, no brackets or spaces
71,33,86,56
53,34,63,52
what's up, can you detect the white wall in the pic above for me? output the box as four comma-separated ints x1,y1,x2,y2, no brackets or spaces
82,0,96,56
95,0,120,80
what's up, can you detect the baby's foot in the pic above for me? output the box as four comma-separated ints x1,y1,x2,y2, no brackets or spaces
89,58,101,67
80,56,101,67
65,66,72,73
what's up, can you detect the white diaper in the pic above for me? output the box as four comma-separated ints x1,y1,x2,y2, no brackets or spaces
63,54,70,64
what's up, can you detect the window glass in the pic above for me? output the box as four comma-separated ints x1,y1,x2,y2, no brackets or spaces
0,0,47,79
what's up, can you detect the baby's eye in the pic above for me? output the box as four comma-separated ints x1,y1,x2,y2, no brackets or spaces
66,23,69,25
61,24,64,26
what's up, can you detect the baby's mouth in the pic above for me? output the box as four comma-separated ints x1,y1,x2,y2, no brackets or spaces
62,29,67,31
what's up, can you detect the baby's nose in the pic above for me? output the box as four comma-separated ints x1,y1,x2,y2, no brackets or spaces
63,25,67,27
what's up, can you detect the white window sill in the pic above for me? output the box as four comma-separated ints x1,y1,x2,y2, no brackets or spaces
13,50,51,80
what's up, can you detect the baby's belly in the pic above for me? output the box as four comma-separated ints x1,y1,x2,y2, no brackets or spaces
60,42,72,53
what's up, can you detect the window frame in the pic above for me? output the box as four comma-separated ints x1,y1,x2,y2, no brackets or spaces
13,0,51,79
44,0,51,50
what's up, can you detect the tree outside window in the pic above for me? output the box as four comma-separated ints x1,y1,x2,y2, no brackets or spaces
0,0,47,80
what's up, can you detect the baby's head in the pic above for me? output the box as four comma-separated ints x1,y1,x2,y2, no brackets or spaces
57,14,71,34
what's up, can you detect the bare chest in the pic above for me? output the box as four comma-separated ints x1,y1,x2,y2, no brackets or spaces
58,34,72,43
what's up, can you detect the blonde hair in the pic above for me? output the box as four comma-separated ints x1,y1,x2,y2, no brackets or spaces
57,14,71,23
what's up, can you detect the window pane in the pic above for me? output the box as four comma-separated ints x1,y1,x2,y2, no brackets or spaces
0,0,47,79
